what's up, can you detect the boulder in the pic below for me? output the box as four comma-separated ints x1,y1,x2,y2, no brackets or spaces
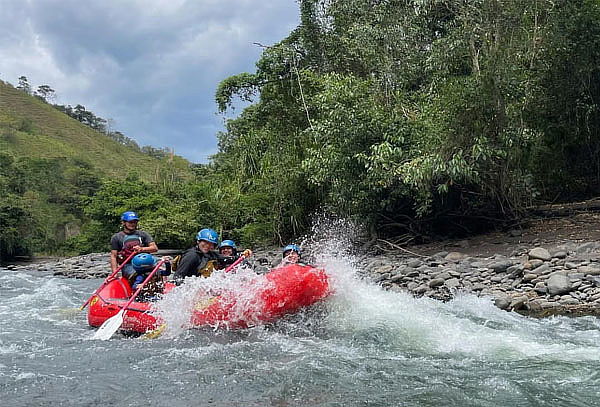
494,295,511,310
547,273,572,296
528,248,552,262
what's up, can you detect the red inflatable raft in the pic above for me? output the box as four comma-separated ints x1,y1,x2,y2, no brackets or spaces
87,264,330,333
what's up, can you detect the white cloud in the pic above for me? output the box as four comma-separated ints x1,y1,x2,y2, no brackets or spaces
0,0,299,162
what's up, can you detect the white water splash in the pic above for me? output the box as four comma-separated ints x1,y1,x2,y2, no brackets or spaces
152,265,274,338
295,216,600,362
149,215,600,363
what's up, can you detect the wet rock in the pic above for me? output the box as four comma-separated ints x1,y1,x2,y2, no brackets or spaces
510,295,529,310
494,295,511,310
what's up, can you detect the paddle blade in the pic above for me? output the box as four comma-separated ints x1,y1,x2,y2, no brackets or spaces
91,309,124,340
142,323,167,340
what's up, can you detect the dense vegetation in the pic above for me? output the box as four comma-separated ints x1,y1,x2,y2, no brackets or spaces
3,0,600,260
214,0,600,241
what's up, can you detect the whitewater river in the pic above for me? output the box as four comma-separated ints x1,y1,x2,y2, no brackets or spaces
2,254,600,407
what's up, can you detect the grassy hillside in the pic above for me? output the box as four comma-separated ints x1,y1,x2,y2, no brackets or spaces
0,80,192,181
0,80,198,259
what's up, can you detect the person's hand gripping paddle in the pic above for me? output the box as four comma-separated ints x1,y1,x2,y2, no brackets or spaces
79,251,137,311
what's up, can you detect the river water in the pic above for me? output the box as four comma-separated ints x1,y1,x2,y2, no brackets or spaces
2,252,600,407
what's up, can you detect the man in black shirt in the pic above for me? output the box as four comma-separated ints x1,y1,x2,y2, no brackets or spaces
110,211,158,279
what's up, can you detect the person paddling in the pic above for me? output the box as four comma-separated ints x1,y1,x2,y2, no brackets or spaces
110,211,158,280
130,253,171,298
172,228,220,283
216,239,252,270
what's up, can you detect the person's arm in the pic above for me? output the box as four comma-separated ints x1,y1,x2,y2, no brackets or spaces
109,234,121,272
110,250,119,272
133,232,158,253
138,241,158,253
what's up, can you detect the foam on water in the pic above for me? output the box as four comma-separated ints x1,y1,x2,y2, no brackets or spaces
142,216,600,367
290,217,600,363
153,264,276,337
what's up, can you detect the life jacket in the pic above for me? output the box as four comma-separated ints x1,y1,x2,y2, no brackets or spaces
198,259,218,277
117,234,143,264
171,254,182,271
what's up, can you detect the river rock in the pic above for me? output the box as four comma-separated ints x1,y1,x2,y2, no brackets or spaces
444,252,467,262
528,248,552,262
489,260,513,273
534,282,547,294
494,295,511,310
445,278,460,289
578,265,600,276
406,259,422,268
547,273,572,295
429,278,445,288
509,295,529,310
576,242,600,254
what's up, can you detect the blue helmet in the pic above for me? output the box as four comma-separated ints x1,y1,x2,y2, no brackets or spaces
282,244,301,257
196,228,219,245
131,253,156,272
219,240,236,250
121,211,139,222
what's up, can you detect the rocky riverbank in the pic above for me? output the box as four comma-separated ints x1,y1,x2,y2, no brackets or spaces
360,241,600,317
5,238,600,318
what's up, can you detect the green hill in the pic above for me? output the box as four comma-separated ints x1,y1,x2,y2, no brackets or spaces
0,79,196,259
0,80,192,180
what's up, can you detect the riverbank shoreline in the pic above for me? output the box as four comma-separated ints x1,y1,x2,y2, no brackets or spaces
4,212,600,317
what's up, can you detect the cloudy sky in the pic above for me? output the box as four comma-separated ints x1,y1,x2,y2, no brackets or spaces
0,0,299,163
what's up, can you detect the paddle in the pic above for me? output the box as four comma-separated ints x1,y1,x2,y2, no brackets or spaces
92,259,166,340
79,251,138,311
142,251,252,339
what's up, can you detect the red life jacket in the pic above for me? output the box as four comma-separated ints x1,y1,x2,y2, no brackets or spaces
117,233,143,264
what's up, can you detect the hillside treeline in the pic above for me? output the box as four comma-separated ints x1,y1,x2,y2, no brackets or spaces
3,0,600,260
15,75,172,159
213,0,600,240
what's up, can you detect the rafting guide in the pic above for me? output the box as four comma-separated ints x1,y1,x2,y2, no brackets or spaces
110,211,158,281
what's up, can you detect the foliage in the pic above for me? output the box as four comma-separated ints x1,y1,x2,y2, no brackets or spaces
5,0,600,256
214,0,600,240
